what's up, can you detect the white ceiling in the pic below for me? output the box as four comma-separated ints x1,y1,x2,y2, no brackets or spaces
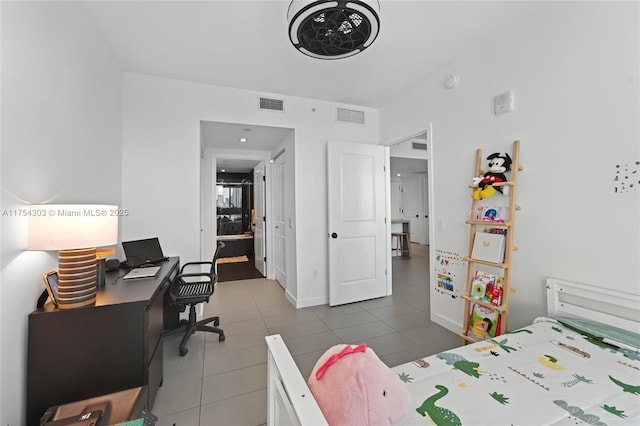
77,1,545,172
390,157,427,177
80,1,545,108
201,121,294,172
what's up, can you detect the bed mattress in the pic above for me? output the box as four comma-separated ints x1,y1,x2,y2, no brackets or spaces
392,317,640,425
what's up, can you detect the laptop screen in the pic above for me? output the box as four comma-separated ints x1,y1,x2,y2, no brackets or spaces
122,238,166,268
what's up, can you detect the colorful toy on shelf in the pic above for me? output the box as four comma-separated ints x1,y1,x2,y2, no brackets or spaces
472,152,512,200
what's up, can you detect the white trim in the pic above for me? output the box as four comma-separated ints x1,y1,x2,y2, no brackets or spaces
265,335,328,426
384,146,392,295
292,294,329,309
431,312,460,334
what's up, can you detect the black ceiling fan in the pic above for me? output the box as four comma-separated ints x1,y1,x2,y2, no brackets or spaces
288,1,381,60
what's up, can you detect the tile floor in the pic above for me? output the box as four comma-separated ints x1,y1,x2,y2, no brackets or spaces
153,243,460,425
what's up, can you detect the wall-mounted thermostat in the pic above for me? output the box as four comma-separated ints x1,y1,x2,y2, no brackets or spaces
494,90,514,115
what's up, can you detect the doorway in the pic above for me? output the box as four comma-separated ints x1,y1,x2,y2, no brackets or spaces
215,171,264,282
199,121,294,284
388,128,434,281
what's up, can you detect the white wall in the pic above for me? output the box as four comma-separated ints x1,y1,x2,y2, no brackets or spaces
121,73,379,308
380,2,640,332
0,2,123,424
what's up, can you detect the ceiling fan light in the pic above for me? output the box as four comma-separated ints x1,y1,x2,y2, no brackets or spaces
288,0,381,60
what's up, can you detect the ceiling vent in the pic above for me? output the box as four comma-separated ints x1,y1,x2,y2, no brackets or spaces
287,0,381,60
258,96,285,112
412,142,427,150
336,107,365,124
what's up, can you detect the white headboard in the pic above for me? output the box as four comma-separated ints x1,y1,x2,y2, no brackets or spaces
546,278,640,333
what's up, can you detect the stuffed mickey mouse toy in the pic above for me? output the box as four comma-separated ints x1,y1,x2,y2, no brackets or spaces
472,152,512,200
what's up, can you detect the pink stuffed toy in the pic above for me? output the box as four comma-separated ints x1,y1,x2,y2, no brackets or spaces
308,344,411,426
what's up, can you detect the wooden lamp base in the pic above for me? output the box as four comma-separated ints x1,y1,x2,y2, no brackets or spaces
57,248,97,309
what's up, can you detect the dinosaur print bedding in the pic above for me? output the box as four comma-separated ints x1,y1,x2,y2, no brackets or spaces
391,317,640,425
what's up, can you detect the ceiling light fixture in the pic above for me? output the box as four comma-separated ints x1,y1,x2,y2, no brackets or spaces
240,138,247,143
288,0,381,60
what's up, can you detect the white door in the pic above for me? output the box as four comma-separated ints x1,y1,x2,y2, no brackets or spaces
402,175,423,243
328,141,388,306
253,162,266,276
273,153,287,289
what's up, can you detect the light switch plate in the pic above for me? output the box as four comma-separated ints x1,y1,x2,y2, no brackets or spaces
494,90,514,115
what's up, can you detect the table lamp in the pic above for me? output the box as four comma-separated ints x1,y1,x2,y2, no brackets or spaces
28,204,119,309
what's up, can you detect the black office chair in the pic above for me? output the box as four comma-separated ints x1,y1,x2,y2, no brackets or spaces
167,241,225,356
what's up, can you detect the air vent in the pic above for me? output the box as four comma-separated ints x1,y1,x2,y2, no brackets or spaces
258,97,285,112
336,108,365,124
412,142,427,150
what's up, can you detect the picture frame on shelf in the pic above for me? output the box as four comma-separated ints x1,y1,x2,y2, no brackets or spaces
42,271,59,306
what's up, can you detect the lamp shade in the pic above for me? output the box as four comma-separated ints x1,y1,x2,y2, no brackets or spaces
28,204,119,250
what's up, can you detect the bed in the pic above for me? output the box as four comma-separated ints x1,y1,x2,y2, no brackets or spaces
265,278,640,425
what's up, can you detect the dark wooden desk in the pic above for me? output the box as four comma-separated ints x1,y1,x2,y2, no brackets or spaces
26,257,179,425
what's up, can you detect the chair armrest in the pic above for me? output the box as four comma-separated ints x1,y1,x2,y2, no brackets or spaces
180,261,213,273
174,272,212,280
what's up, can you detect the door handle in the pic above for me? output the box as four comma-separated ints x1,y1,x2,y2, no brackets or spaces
331,233,338,239
416,214,419,218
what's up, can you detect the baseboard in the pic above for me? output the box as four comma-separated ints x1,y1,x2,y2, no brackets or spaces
431,312,461,335
284,290,296,307
297,296,329,309
285,292,328,309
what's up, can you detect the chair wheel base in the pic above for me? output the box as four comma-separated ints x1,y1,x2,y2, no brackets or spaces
213,318,220,327
179,348,188,356
219,334,225,342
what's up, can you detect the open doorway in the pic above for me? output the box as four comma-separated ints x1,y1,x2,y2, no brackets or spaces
387,128,434,292
200,121,294,284
215,170,263,281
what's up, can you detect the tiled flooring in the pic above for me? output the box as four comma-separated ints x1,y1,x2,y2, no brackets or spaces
153,243,460,425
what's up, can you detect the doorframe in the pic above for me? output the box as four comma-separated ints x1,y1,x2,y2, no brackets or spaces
384,124,435,282
200,149,271,270
253,160,268,277
271,149,287,289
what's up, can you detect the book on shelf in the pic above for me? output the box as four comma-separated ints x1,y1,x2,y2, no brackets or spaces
474,206,508,222
466,303,502,342
471,231,505,263
470,270,504,306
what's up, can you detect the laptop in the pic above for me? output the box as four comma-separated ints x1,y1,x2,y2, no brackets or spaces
121,238,168,268
122,266,161,280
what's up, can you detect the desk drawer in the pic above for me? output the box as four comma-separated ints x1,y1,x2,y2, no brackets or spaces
147,343,163,408
147,289,164,363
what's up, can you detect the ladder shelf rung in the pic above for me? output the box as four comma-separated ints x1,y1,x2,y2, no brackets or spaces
466,220,512,227
463,257,510,268
469,181,515,189
460,294,508,312
458,332,475,343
